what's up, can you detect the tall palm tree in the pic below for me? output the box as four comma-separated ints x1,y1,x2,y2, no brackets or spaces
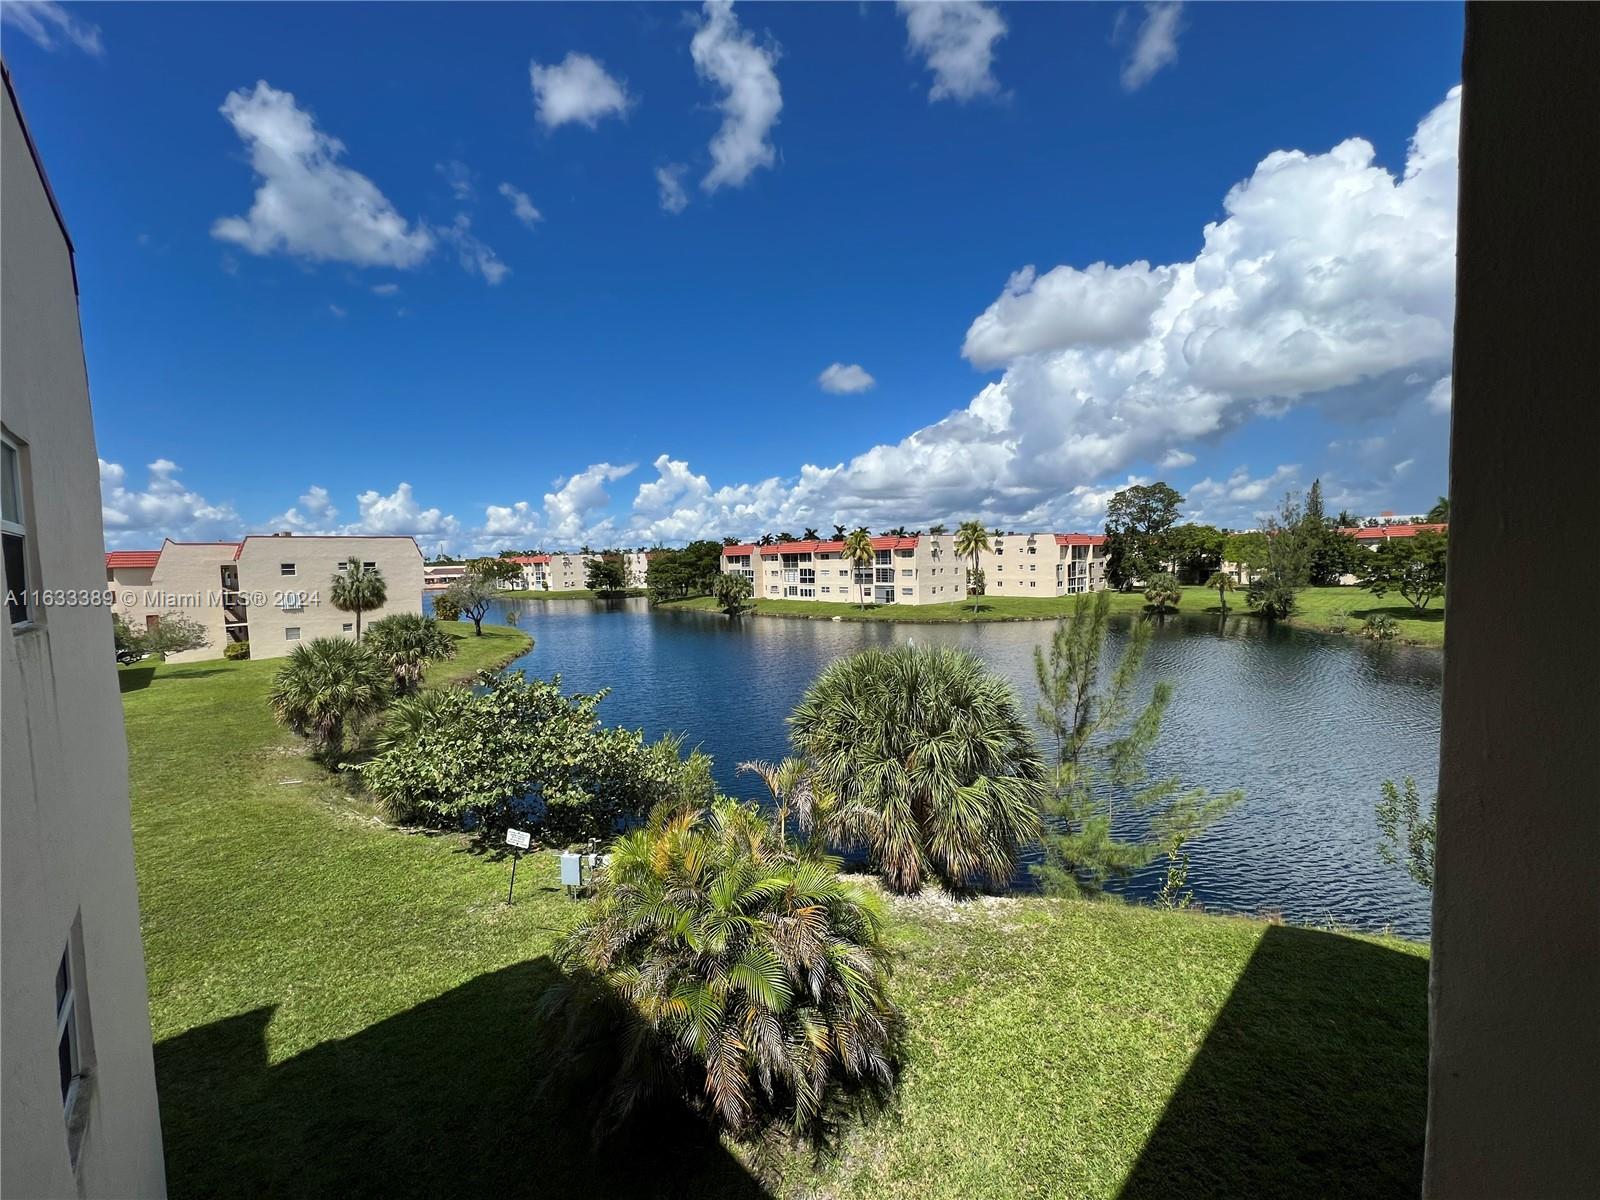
832,523,848,540
842,527,874,608
547,800,899,1144
953,519,991,611
363,612,458,694
802,527,819,541
268,637,392,761
1205,569,1236,613
790,644,1047,894
928,522,949,535
330,557,387,642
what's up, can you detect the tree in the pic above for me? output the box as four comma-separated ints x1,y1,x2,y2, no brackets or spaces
790,644,1047,895
431,592,462,622
953,519,990,611
881,526,910,538
842,527,875,608
1165,523,1225,581
928,522,948,535
832,523,847,540
330,557,387,642
359,671,688,840
1205,569,1236,612
1376,777,1435,889
1360,530,1448,613
135,611,211,660
543,799,899,1145
363,612,458,694
1032,590,1242,898
1103,482,1184,590
1222,531,1270,580
1246,492,1311,619
802,527,819,541
468,557,524,588
775,531,797,543
1424,496,1449,524
1301,479,1363,586
710,571,753,616
736,756,814,850
585,555,630,596
645,541,724,604
1143,572,1182,612
441,573,495,635
268,637,392,762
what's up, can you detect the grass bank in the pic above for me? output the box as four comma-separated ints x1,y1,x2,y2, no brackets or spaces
660,585,1445,646
124,636,1428,1198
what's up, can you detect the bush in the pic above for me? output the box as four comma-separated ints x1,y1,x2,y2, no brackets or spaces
544,800,900,1146
711,572,753,615
1143,572,1182,612
223,641,251,660
364,612,457,694
431,593,462,622
268,638,392,763
1360,614,1400,641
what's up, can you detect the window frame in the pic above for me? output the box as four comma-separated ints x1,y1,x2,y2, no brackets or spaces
3,433,35,627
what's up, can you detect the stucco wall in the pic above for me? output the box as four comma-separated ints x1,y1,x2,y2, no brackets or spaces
2,75,167,1199
238,536,424,657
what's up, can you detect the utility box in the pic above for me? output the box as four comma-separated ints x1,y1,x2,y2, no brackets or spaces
559,852,584,889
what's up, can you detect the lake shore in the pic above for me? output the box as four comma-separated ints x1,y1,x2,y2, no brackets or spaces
654,584,1445,647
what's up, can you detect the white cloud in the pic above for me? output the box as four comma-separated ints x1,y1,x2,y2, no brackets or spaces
1121,3,1184,92
1,1,103,56
1426,375,1452,414
482,501,540,538
436,214,509,285
270,485,340,533
435,159,476,202
99,459,242,546
530,52,631,130
818,363,877,394
346,482,461,549
1158,448,1196,470
544,463,636,543
691,1,783,192
898,1,1006,104
962,262,1177,367
370,282,400,296
656,164,689,214
211,82,436,269
327,303,347,318
498,182,542,229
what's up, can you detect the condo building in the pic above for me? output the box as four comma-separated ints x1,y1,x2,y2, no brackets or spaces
720,531,1107,606
507,549,651,591
3,66,167,1197
105,534,425,662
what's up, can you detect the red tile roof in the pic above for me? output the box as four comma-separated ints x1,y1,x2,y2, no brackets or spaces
1053,533,1107,546
757,536,918,557
1339,523,1447,541
721,545,756,557
505,555,551,565
105,550,161,569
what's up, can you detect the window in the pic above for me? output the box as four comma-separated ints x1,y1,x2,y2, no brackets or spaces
281,592,304,611
342,623,354,633
3,435,31,624
285,627,301,641
280,562,296,576
901,587,913,596
820,586,831,594
56,944,81,1115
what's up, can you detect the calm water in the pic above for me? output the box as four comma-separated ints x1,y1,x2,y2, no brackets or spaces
457,597,1440,938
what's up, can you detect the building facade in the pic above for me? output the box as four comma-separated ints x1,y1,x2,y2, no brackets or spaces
720,531,1107,606
106,534,425,662
3,66,168,1198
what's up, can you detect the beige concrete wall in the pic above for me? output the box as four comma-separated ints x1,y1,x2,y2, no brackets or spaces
2,74,167,1198
115,542,239,664
238,536,423,657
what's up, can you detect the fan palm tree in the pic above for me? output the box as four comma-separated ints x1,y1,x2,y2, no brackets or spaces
841,527,874,608
1143,572,1182,613
1205,569,1236,613
363,612,458,694
548,801,899,1145
928,522,948,535
371,686,473,752
953,519,990,611
790,644,1047,894
268,637,392,761
330,557,387,642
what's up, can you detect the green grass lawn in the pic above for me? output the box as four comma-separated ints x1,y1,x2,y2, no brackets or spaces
661,585,1445,646
124,629,1429,1198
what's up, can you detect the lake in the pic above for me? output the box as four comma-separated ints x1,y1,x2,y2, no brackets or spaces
459,596,1440,939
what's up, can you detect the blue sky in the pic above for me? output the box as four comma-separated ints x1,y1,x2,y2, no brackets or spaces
3,1,1464,552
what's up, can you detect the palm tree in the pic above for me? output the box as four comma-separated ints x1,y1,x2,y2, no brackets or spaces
1205,569,1236,613
842,527,874,608
547,800,899,1143
953,519,990,611
330,557,387,642
790,644,1047,894
802,526,819,541
832,523,847,540
363,612,458,694
1143,572,1182,612
928,522,949,535
737,756,821,851
372,686,473,752
268,637,392,761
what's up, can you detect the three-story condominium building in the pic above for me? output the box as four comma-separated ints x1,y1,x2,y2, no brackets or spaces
3,65,167,1198
721,531,1108,606
105,534,425,662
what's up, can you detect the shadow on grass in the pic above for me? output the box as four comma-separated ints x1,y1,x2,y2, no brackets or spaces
1346,602,1444,624
156,959,770,1200
118,665,157,692
1117,924,1428,1200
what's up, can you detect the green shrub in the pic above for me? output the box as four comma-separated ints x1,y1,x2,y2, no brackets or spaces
223,641,251,660
1360,614,1400,641
1142,572,1182,612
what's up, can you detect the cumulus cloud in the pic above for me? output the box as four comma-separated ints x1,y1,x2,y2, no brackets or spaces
499,182,542,229
269,485,340,532
211,82,436,269
435,214,509,285
1120,2,1184,92
99,459,243,546
346,482,461,546
691,1,783,192
1,1,103,56
530,52,631,130
898,1,1006,103
962,262,1177,366
1425,375,1452,414
544,463,636,543
656,164,690,214
818,363,877,394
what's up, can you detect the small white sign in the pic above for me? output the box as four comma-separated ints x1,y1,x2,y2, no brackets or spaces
505,828,531,851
